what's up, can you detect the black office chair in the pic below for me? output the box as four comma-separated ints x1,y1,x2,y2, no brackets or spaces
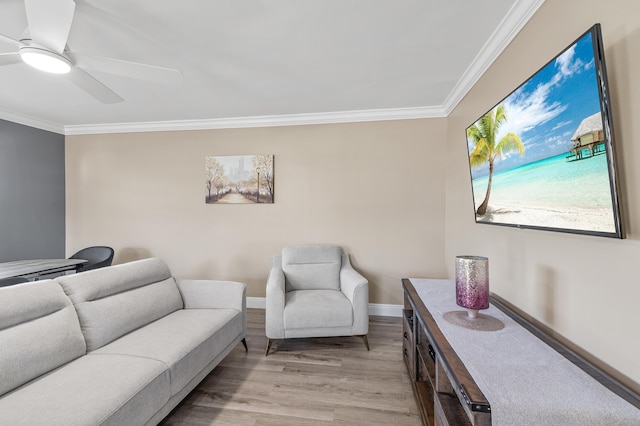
0,277,30,287
70,246,115,273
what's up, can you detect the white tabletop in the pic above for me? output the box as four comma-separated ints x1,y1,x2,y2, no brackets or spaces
0,259,87,280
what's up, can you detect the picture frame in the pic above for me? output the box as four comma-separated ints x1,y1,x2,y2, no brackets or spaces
205,154,274,204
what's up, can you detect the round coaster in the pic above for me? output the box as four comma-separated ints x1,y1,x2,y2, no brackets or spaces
443,310,505,331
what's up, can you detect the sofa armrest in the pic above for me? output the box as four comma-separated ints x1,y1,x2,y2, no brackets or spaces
177,279,247,339
265,262,286,339
176,279,246,312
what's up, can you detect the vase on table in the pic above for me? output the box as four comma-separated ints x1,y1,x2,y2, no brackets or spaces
455,255,489,319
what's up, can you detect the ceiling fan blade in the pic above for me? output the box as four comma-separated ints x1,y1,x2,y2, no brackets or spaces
24,0,76,53
72,53,182,86
0,53,23,66
73,2,158,47
0,33,22,48
67,67,123,104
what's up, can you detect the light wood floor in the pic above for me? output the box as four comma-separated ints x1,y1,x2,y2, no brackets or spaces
160,308,421,425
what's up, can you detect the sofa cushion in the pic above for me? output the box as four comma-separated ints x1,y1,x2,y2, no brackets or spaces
0,353,170,426
0,280,86,397
284,289,353,330
57,258,184,351
93,308,244,395
282,245,342,291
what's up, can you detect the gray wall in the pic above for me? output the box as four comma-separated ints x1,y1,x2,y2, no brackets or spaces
0,119,65,262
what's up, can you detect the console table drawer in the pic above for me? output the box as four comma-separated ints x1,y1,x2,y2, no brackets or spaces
435,392,472,426
402,309,415,379
416,325,436,384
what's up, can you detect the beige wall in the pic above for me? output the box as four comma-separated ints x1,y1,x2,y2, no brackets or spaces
66,119,448,306
445,0,640,385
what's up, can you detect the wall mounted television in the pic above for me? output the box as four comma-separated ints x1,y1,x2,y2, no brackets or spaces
465,24,624,238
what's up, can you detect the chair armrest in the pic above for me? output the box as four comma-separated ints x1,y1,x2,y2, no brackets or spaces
340,255,369,335
340,259,368,302
265,265,286,339
176,279,246,312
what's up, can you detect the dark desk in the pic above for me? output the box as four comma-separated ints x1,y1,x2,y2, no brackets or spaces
0,259,88,280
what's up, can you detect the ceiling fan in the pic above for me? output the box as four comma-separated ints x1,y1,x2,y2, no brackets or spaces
0,0,182,103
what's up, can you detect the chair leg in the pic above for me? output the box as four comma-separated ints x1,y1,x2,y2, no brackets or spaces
265,338,274,356
241,338,248,352
360,335,370,351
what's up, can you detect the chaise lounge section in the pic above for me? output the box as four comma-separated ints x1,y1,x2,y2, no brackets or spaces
0,257,246,425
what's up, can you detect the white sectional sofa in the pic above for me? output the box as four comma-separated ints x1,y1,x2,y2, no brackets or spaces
0,258,247,425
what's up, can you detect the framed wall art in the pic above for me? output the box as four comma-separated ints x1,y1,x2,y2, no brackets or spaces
205,154,274,204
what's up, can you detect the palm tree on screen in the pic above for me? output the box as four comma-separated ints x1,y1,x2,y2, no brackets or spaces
467,104,524,215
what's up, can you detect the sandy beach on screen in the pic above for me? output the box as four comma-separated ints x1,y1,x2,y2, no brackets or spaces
476,202,615,232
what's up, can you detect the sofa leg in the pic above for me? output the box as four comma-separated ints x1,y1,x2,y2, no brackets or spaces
360,335,370,351
265,338,274,356
241,338,248,352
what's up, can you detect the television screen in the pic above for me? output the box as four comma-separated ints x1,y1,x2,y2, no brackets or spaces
465,24,623,238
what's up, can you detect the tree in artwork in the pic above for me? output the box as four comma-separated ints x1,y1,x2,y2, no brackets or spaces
252,154,274,202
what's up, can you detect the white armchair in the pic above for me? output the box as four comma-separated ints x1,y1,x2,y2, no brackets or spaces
265,245,369,355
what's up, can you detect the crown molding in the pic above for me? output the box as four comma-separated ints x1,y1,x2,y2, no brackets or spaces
0,109,65,135
63,106,445,135
441,0,546,115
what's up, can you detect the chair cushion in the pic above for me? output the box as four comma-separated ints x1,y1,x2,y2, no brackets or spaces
93,308,244,396
282,245,341,291
0,280,86,397
284,289,353,330
0,353,169,426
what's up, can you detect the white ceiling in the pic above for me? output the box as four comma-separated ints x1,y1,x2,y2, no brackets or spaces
0,0,544,135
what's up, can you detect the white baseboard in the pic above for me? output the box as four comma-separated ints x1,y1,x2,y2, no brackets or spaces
368,303,403,317
247,297,402,317
247,297,266,309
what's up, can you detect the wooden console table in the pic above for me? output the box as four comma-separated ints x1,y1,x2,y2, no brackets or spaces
402,278,640,426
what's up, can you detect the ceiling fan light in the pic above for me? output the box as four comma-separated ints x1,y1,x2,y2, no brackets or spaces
19,47,71,74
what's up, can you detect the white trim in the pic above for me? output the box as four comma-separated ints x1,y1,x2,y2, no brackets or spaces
0,109,65,134
441,0,546,115
368,303,403,317
247,296,402,317
63,106,445,135
247,297,266,309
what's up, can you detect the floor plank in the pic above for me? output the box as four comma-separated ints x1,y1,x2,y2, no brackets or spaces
160,309,421,425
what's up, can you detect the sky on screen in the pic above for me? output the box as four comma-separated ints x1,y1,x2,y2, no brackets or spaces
468,31,603,179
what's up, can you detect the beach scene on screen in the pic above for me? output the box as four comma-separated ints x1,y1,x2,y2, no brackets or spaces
466,30,616,234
